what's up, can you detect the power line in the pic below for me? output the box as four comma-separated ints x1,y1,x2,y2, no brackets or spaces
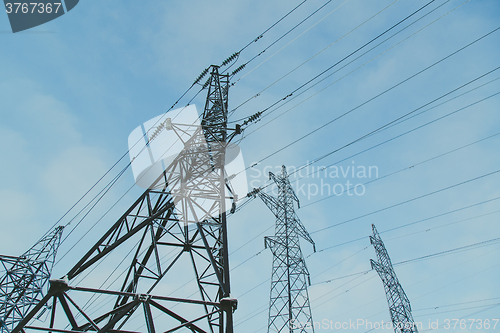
284,65,500,180
313,236,500,286
228,130,500,283
237,49,500,184
233,123,500,263
301,104,500,209
317,200,500,253
229,0,373,113
233,0,441,121
310,168,500,234
413,296,500,312
235,0,308,55
240,0,470,133
229,0,350,84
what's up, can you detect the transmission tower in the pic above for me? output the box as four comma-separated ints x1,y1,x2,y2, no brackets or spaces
253,166,315,333
370,224,418,333
0,226,64,333
12,65,240,333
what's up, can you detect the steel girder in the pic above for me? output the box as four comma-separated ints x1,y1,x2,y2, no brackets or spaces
370,224,418,333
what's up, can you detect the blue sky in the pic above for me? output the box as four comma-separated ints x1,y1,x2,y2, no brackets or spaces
1,0,500,332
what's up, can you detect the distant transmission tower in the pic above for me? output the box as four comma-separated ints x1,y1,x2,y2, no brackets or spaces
0,226,63,333
370,224,418,333
253,166,315,333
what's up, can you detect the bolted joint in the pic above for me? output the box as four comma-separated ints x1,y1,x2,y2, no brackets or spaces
136,294,151,303
220,297,238,313
48,276,70,294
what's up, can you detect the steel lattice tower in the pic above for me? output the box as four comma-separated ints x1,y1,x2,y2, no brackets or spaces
12,65,239,333
0,226,64,333
370,224,418,333
255,166,315,333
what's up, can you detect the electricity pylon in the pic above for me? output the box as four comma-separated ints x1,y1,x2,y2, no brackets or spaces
0,226,64,333
12,65,239,333
253,166,315,333
370,224,418,333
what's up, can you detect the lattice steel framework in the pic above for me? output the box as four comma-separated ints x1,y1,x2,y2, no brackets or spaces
370,224,418,333
12,65,239,333
255,166,315,333
0,226,64,333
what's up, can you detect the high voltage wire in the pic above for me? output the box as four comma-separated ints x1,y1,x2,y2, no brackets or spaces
232,87,500,216
231,0,441,120
263,74,500,186
236,65,500,206
312,274,377,309
417,303,500,332
232,45,500,188
416,302,500,317
413,296,500,312
240,0,471,138
233,0,308,55
265,63,500,181
228,0,366,108
234,273,376,328
290,91,500,192
318,199,500,252
310,168,500,234
300,99,500,208
228,0,347,82
242,73,495,197
232,0,455,122
311,236,500,286
231,129,500,266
